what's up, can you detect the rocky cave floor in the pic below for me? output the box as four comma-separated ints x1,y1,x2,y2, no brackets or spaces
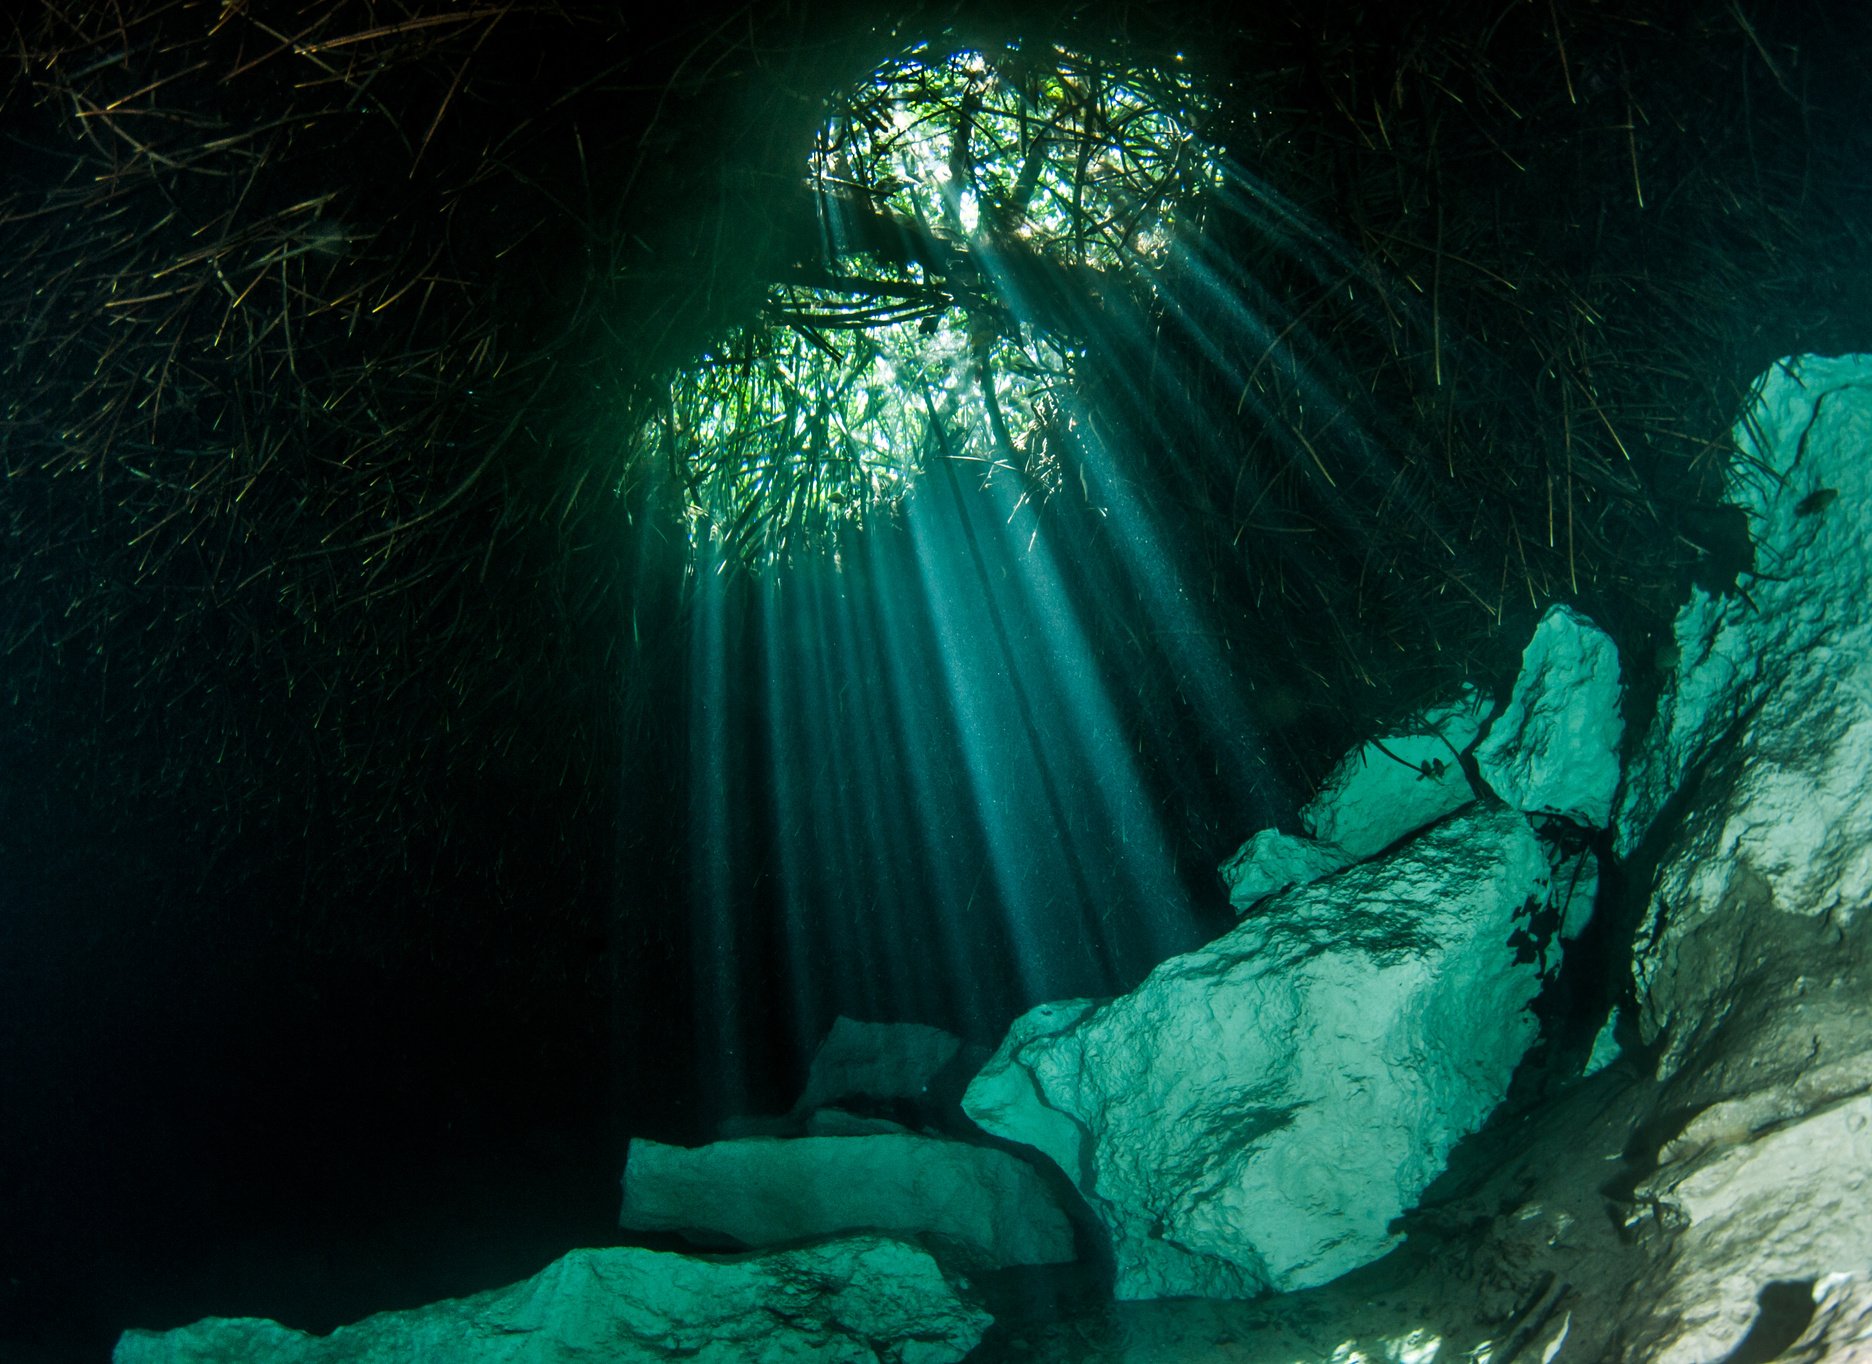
961,1057,1780,1364
961,1063,1652,1363
113,355,1872,1364
966,951,1869,1364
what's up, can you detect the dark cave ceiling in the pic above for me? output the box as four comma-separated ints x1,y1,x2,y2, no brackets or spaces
1,0,1867,931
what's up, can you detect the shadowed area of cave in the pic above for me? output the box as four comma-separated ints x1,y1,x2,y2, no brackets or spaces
3,1,1872,1361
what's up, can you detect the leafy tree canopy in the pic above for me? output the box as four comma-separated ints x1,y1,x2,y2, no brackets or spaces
650,37,1222,567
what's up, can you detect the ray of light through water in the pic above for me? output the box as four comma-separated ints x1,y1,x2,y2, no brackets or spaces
675,133,1365,1124
686,550,749,1121
682,395,1300,1122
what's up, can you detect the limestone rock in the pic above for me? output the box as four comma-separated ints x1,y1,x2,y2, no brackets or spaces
1613,355,1872,1071
1628,1094,1872,1364
1617,353,1872,859
790,1016,968,1120
1782,1272,1872,1362
1217,828,1355,913
1218,689,1487,915
1550,840,1600,942
1474,605,1623,828
958,998,1099,1182
1633,681,1872,1076
618,1132,1075,1269
1582,1007,1623,1076
1299,689,1486,859
1655,1047,1872,1168
964,806,1552,1299
113,1235,990,1364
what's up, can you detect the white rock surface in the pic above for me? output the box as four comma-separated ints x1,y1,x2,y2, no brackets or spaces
1783,1272,1872,1361
1582,1007,1623,1076
1218,828,1355,913
1630,1094,1872,1364
958,998,1098,1182
618,1133,1075,1268
1299,689,1488,859
1654,1047,1872,1169
1474,605,1623,828
113,1235,990,1364
1612,355,1872,1070
1566,356,1872,1362
1618,354,1872,859
964,805,1552,1299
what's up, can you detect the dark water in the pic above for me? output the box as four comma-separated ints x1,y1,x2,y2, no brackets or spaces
5,2,1868,1358
0,444,1275,1361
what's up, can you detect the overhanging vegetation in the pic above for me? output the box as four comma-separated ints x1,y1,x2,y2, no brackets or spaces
1,1,1867,920
655,37,1218,566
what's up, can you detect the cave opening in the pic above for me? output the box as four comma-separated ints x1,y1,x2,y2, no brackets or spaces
665,31,1286,1122
2,0,1869,1359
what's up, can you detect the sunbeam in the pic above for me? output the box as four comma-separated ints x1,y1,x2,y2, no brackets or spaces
14,2,1872,1357
666,32,1297,1122
683,428,1292,1117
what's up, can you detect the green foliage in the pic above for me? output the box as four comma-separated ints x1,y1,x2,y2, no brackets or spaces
648,36,1220,569
7,0,1870,910
662,305,1076,564
815,40,1219,270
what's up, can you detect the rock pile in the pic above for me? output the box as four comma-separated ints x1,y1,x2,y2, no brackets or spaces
617,1017,1075,1271
115,354,1872,1364
114,1236,990,1364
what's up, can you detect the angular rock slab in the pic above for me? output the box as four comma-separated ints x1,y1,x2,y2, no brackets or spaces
1550,840,1600,942
791,1016,965,1118
1300,689,1487,859
619,1132,1075,1268
1218,828,1355,914
1783,1272,1872,1362
1474,604,1623,828
113,1234,990,1364
1613,355,1872,1069
1618,353,1872,857
1628,1094,1872,1364
966,806,1552,1300
1582,1006,1624,1076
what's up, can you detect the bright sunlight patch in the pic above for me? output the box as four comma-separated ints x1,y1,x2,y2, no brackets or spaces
649,36,1221,567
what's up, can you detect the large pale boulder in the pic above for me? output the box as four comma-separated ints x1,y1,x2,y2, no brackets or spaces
1782,1272,1872,1362
1473,604,1623,828
954,998,1097,1182
1614,355,1872,1073
1217,688,1486,914
1588,355,1872,1356
1299,689,1488,859
1217,828,1355,913
1626,1094,1872,1364
1618,354,1872,862
113,1235,990,1364
618,1133,1075,1268
965,805,1553,1299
